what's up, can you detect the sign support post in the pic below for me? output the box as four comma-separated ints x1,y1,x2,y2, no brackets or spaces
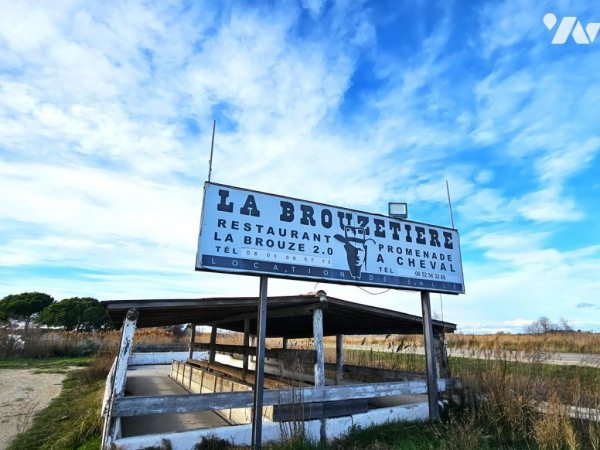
251,276,268,450
421,290,440,421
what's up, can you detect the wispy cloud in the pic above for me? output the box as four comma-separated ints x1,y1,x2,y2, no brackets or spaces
1,0,599,331
576,302,597,309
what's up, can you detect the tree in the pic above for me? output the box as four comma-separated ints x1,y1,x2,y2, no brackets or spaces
524,316,553,334
39,297,112,331
0,292,55,329
524,316,573,334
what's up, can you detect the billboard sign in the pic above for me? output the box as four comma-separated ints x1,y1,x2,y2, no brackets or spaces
196,183,465,294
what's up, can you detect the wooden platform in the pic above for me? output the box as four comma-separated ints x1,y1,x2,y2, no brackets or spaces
120,365,229,437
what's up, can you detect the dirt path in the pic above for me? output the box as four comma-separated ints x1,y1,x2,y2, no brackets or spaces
0,369,69,449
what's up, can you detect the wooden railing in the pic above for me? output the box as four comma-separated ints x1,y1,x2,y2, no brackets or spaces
113,378,450,417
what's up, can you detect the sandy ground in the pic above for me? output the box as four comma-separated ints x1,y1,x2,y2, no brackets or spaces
0,368,69,449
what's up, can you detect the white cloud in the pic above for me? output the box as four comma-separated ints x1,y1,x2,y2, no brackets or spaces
0,162,202,268
1,0,600,333
477,0,548,55
475,170,494,184
514,186,583,222
537,137,600,183
300,0,325,18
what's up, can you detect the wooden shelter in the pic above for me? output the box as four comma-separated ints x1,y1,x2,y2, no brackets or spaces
104,292,455,337
100,292,456,449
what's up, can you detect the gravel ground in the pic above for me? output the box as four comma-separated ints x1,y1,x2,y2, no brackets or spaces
0,369,68,449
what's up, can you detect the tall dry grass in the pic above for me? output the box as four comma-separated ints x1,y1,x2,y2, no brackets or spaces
330,331,600,354
0,327,188,360
196,329,600,447
448,331,600,354
451,352,600,448
201,331,600,354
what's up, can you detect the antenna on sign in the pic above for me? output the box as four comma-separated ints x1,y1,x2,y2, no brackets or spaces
440,180,454,329
207,120,216,182
445,179,455,229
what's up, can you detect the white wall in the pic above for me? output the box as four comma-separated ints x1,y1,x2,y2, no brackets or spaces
128,351,208,366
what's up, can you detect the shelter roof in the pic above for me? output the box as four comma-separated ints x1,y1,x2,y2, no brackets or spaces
102,292,456,339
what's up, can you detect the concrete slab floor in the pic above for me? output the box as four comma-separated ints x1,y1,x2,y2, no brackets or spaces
121,365,229,437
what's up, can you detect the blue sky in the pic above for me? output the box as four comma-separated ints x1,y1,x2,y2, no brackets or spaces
1,0,599,333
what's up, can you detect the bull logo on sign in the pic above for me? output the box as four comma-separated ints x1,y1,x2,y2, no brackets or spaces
334,226,375,280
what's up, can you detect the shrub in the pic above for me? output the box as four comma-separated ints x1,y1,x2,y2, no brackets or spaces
76,354,115,384
0,331,24,358
533,393,577,449
193,435,232,449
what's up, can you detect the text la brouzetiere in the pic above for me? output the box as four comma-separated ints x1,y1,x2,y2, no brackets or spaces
209,190,458,277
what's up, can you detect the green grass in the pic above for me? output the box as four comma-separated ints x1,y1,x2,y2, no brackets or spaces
0,356,92,369
343,349,426,372
32,368,70,374
5,349,598,449
7,370,104,450
450,356,600,402
260,417,533,450
331,421,443,449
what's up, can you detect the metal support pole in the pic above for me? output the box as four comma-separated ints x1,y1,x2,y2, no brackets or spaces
243,317,250,373
335,334,344,385
421,290,440,421
209,326,217,364
251,276,268,450
188,324,196,360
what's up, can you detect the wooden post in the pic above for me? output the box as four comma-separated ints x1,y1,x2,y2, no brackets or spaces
101,308,138,450
282,337,289,350
335,334,344,385
313,290,327,442
243,317,250,373
250,335,256,363
434,333,451,379
209,326,217,364
188,324,196,360
421,290,440,421
312,307,325,387
251,276,268,450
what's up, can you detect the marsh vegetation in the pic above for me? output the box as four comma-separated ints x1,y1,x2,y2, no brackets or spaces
2,328,599,449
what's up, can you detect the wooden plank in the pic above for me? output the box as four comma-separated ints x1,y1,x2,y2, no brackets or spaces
113,379,449,417
193,343,315,364
324,363,425,382
243,317,250,373
186,359,308,389
273,399,368,422
101,308,138,450
210,302,318,326
114,311,138,396
101,358,117,418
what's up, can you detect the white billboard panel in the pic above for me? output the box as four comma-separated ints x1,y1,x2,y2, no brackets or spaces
196,183,465,294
